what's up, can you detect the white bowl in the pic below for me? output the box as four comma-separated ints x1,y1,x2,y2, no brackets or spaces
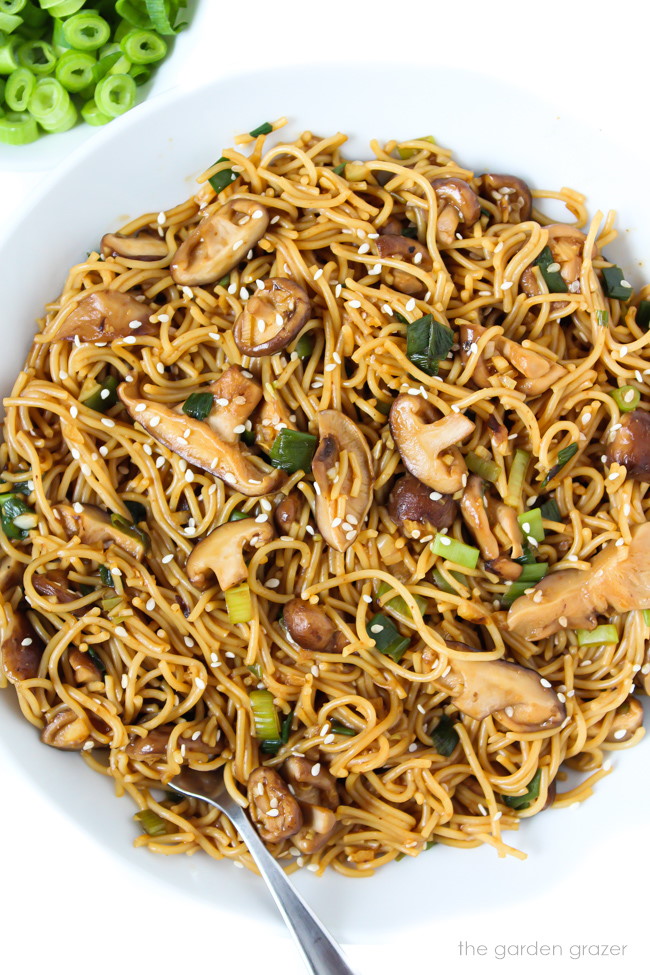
1,63,649,943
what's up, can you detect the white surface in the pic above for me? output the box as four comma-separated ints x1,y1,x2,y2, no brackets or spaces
1,2,649,974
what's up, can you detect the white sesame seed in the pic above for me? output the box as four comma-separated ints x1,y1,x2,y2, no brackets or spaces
162,554,173,564
501,281,513,290
101,418,115,428
195,677,206,691
115,626,127,638
613,729,627,740
134,403,146,413
408,743,418,752
405,298,416,311
311,763,321,776
20,637,32,646
348,299,361,309
540,678,552,688
121,674,129,688
266,578,280,589
546,262,561,273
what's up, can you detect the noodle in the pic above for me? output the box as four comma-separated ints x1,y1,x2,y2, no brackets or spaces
1,123,649,877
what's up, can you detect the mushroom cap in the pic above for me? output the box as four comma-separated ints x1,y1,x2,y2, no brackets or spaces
607,410,650,481
375,235,432,297
126,724,221,758
479,174,532,223
32,570,87,616
186,517,274,592
460,475,500,561
204,365,262,444
50,290,156,343
460,321,565,396
388,473,457,535
438,642,566,732
389,394,475,493
507,522,650,640
101,232,169,262
605,697,643,743
171,198,269,286
312,410,374,552
274,492,302,532
247,766,303,843
118,382,284,497
283,598,338,653
282,756,339,809
69,648,101,684
54,502,147,560
233,278,311,356
1,604,42,683
41,707,91,750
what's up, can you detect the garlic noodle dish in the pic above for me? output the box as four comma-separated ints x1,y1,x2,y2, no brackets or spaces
1,119,649,876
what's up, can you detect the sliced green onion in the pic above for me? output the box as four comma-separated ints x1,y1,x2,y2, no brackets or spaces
465,451,500,484
610,385,640,413
229,509,250,522
145,0,186,35
401,225,418,239
406,314,454,377
576,625,618,646
431,533,480,570
182,391,213,421
42,0,85,14
87,646,105,674
110,513,150,552
80,97,110,126
115,0,150,27
332,162,345,175
250,689,281,740
534,246,567,293
91,49,122,82
129,62,152,85
367,612,410,663
505,449,530,507
601,265,633,301
124,499,146,523
18,38,56,74
636,299,650,331
375,399,392,416
377,580,427,620
0,36,20,73
268,429,317,474
94,72,135,116
29,76,76,131
596,309,609,327
5,66,35,109
0,108,38,142
120,27,166,63
208,157,237,194
0,492,35,538
101,596,122,613
225,582,252,624
55,49,95,92
431,567,466,594
501,769,542,810
518,562,548,583
134,809,167,836
539,497,561,522
517,507,544,543
62,10,110,50
248,663,262,679
430,714,459,757
0,10,21,30
397,135,435,159
540,442,578,489
643,609,650,626
501,580,533,608
294,333,314,359
80,374,118,412
0,1,27,15
98,564,114,587
260,708,293,755
330,722,356,737
249,121,272,137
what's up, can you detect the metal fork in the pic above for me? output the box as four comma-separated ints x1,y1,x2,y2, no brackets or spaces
169,767,356,975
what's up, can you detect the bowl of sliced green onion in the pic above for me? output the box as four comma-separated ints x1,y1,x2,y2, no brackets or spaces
0,0,193,149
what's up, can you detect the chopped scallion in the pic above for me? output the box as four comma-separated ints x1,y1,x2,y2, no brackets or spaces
330,722,356,737
430,714,459,757
377,580,427,620
538,498,561,522
208,157,237,194
406,314,454,377
643,609,650,626
518,562,548,583
110,513,150,551
540,443,578,489
501,769,542,810
576,625,618,646
134,809,167,836
367,612,410,663
610,385,640,413
182,391,213,421
80,374,118,412
636,299,650,331
294,332,314,359
505,449,530,507
534,246,567,293
517,507,544,543
124,499,146,523
431,567,466,594
225,582,252,624
430,533,480,570
268,428,317,474
501,580,534,608
601,265,633,301
465,451,500,484
596,309,609,327
99,564,114,587
332,162,346,175
229,509,250,522
249,120,272,137
250,689,281,741
260,708,293,754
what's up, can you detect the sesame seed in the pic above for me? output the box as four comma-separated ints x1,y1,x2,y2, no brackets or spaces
70,405,78,418
325,362,337,372
558,616,568,627
613,729,627,740
324,734,335,745
162,554,173,564
157,211,165,224
504,706,515,717
405,298,416,311
231,239,244,251
101,418,115,428
362,594,372,603
620,279,631,288
195,678,206,691
311,763,321,776
21,637,32,646
546,262,561,273
540,678,552,688
348,299,361,308
266,808,280,817
501,281,513,290
146,598,156,612
478,804,488,816
408,743,418,752
121,674,128,688
115,626,127,638
413,252,423,265
135,403,146,413
370,624,384,633
124,335,137,344
266,578,280,589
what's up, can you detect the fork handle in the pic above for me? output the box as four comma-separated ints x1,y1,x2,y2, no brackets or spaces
220,799,356,975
